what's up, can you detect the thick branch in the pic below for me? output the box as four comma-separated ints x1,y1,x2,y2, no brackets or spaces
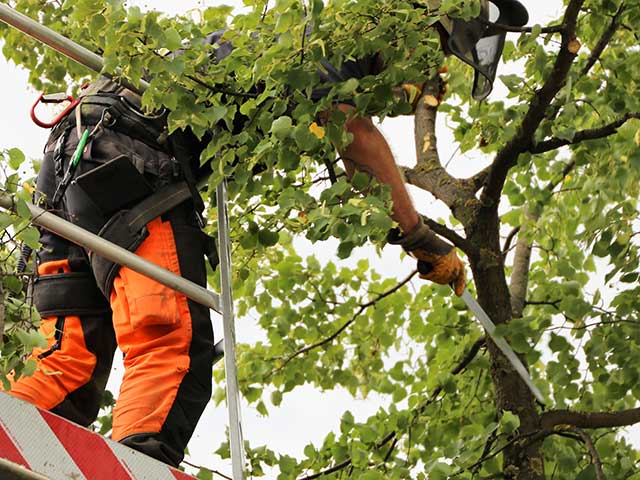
410,80,465,211
422,215,475,254
481,0,585,207
469,166,491,193
508,159,576,317
541,407,640,429
531,112,640,154
509,210,537,318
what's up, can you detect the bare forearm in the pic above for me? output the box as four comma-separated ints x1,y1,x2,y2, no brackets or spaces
337,106,419,233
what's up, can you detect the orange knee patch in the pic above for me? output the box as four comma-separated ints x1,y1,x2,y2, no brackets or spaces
7,315,97,410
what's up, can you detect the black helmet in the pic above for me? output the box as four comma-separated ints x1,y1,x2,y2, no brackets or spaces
435,0,529,100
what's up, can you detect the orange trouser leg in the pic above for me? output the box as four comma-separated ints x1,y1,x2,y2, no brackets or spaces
109,213,213,467
6,259,115,426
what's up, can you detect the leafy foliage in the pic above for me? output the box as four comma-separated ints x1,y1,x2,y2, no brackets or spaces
1,0,640,479
0,148,44,390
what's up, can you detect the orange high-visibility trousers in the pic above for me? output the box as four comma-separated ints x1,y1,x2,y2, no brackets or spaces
7,203,215,467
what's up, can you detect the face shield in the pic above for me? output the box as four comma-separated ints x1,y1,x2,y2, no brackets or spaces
438,0,529,100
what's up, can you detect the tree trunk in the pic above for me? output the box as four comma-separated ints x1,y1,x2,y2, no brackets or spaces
467,211,544,479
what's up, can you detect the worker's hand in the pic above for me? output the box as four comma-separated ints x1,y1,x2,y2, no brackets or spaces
414,249,466,296
387,218,466,296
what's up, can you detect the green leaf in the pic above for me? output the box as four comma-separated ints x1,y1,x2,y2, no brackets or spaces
258,230,280,247
270,116,293,140
4,276,22,294
351,171,370,191
196,468,213,480
22,359,37,378
338,78,359,95
500,411,520,434
576,464,597,480
8,148,25,170
18,227,40,250
163,27,182,50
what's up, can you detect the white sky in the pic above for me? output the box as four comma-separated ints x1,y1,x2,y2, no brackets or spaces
5,1,636,478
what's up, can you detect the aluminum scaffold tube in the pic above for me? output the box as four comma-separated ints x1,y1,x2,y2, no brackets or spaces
0,3,147,95
0,191,226,365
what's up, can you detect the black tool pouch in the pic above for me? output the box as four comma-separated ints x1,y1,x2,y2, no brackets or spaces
90,210,150,297
65,154,154,233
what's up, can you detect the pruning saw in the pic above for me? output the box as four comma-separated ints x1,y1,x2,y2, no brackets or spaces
460,288,545,404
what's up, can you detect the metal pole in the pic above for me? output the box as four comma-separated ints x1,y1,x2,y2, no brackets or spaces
0,459,49,480
0,3,148,95
216,181,246,479
0,191,221,313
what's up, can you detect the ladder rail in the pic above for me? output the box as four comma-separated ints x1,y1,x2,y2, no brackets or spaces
217,181,245,479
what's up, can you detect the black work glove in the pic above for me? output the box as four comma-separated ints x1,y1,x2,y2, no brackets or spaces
388,218,466,296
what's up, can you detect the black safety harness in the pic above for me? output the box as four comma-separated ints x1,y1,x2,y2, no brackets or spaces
39,77,217,299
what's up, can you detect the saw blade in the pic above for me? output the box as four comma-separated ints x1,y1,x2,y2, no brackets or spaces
460,289,545,404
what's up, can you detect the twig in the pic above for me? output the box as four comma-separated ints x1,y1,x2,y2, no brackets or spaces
181,460,232,480
275,271,417,369
571,427,606,480
579,3,626,77
478,17,564,34
530,112,640,154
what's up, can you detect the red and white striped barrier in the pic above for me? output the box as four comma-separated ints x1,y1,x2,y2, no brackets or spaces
0,392,196,480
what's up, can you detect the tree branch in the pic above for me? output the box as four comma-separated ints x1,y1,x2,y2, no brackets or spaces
274,271,417,371
579,2,626,77
481,0,585,208
181,460,232,480
508,159,576,317
482,20,564,35
409,76,478,220
421,215,475,254
297,337,485,480
415,336,486,415
530,112,640,154
541,407,640,430
469,166,491,193
502,226,520,256
571,427,605,480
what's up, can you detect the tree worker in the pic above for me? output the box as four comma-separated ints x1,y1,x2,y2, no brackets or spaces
4,0,528,467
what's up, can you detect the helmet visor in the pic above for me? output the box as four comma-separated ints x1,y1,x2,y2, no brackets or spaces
444,0,529,100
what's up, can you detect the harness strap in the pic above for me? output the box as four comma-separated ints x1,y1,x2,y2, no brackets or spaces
127,181,192,233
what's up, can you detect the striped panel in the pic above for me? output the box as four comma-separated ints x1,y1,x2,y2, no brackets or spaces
0,393,197,480
0,394,86,480
40,409,132,480
0,423,30,468
110,441,178,480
